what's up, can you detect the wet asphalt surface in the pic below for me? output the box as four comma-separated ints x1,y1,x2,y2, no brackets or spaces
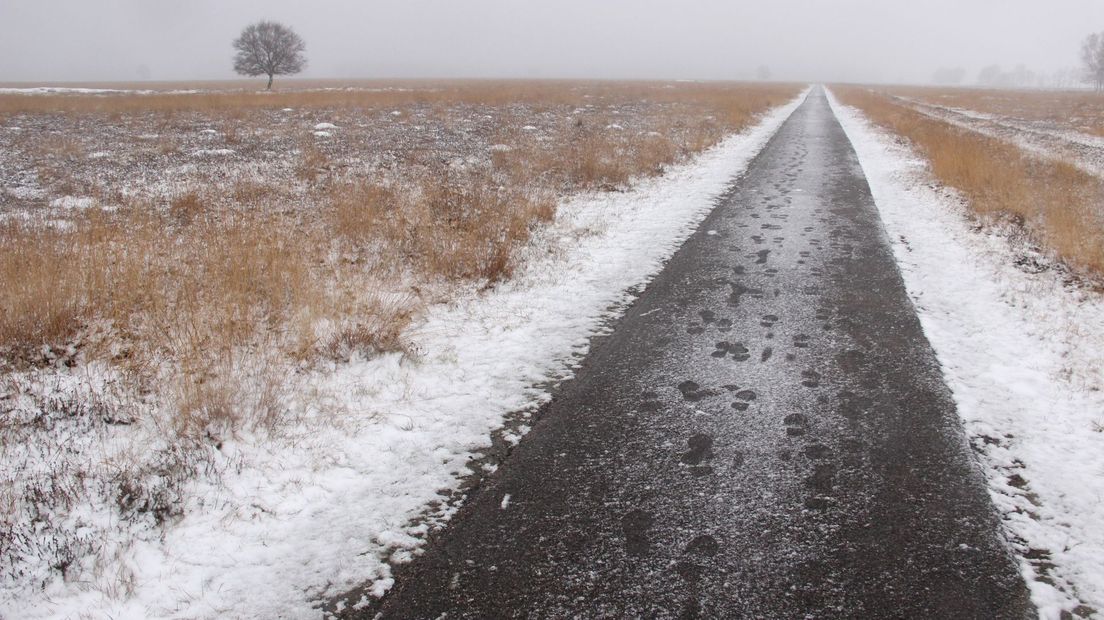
338,88,1032,619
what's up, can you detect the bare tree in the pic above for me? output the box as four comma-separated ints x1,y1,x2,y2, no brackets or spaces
232,21,306,89
1081,32,1104,91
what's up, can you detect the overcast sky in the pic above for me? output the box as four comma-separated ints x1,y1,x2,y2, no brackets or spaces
1,0,1101,85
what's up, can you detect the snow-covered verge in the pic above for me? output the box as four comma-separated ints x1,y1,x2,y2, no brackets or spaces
829,89,1104,619
0,91,807,619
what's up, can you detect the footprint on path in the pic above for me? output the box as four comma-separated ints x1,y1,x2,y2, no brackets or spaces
806,464,835,494
803,443,831,459
731,389,757,411
684,534,719,556
681,434,714,465
801,370,821,388
678,380,715,401
622,509,654,557
784,412,808,436
728,282,764,307
712,341,750,362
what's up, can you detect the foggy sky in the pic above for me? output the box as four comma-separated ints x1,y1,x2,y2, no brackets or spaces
1,0,1102,85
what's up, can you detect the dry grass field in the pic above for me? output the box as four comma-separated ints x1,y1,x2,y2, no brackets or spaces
0,80,798,437
834,86,1104,278
877,85,1104,137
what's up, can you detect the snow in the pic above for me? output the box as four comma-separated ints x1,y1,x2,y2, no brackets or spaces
829,88,1104,619
0,87,133,95
49,196,96,210
2,90,807,619
0,87,200,95
313,122,338,130
313,131,332,138
191,148,235,157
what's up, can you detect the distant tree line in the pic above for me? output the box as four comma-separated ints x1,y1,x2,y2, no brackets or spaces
930,64,1084,89
929,31,1104,90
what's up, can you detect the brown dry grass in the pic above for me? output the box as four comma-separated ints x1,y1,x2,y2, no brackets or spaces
835,86,1104,276
0,79,793,117
878,85,1104,137
0,80,800,436
0,203,417,436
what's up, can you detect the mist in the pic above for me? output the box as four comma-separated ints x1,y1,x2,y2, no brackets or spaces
1,0,1103,85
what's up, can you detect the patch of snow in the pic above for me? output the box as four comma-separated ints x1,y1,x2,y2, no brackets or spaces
830,88,1104,620
606,123,624,130
87,151,111,159
199,129,218,135
191,148,235,157
521,125,538,131
0,87,200,95
313,131,332,138
500,494,511,510
3,90,809,620
0,87,130,95
313,122,338,130
390,111,402,117
3,184,46,200
49,196,96,210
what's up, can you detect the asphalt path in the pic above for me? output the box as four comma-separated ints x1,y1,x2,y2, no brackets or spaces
337,87,1032,619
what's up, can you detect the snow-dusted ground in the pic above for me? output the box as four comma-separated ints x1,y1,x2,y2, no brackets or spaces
1,92,807,619
830,90,1104,619
0,87,202,95
895,96,1104,180
0,86,416,96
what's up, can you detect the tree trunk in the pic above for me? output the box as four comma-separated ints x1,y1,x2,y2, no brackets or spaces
266,74,273,90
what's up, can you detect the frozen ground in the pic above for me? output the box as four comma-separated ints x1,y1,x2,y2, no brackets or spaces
0,92,806,619
894,95,1104,180
0,93,638,213
831,89,1104,619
